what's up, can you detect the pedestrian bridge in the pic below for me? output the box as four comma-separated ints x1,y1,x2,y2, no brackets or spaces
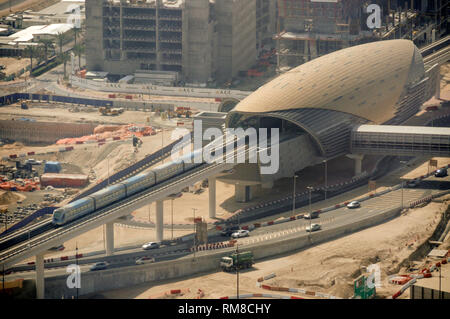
351,125,450,157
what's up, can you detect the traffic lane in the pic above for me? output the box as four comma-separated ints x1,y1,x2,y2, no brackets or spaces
6,242,190,273
243,187,432,238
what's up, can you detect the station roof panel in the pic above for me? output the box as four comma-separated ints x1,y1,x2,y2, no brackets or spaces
232,40,423,124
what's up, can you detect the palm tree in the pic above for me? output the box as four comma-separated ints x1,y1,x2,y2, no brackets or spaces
72,44,84,70
38,38,54,64
23,45,40,75
58,52,71,79
73,26,81,46
54,31,67,55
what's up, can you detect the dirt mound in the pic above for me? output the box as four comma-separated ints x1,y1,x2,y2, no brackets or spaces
0,191,21,205
93,125,123,134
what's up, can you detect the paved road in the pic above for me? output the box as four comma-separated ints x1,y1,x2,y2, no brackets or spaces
5,174,448,280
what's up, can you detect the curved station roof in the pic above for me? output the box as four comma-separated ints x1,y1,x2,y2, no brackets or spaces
226,40,426,159
229,39,424,125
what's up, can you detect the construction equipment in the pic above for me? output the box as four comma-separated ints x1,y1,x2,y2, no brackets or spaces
99,107,124,116
175,107,192,118
220,251,254,272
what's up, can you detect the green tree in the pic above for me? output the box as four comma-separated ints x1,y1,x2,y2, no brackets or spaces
23,45,40,75
72,44,85,70
73,26,81,46
54,31,67,55
38,38,54,63
58,52,71,79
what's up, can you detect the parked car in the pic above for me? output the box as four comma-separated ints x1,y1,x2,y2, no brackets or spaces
435,168,448,178
221,225,240,237
90,261,109,271
406,180,420,188
136,256,155,265
142,242,160,250
306,223,321,232
25,159,42,165
304,211,319,219
347,201,361,209
231,229,249,238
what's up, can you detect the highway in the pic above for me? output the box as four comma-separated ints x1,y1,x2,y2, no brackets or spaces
4,173,448,281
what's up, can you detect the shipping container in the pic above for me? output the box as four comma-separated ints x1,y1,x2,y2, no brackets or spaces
40,173,89,188
44,161,62,173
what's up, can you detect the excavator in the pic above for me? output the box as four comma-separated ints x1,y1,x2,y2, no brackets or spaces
99,106,124,116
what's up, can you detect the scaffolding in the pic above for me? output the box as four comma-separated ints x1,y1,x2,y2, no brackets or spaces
102,0,182,73
275,0,374,70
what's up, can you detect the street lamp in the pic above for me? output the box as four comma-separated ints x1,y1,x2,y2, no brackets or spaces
192,208,198,261
323,159,328,200
236,243,240,300
307,186,313,240
171,199,174,240
292,175,298,217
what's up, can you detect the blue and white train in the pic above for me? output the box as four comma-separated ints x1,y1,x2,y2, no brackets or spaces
52,151,203,226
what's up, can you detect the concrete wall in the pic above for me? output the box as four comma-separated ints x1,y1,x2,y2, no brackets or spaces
0,120,97,144
43,205,402,298
85,0,105,72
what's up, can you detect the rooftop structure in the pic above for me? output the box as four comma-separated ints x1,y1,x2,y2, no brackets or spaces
85,0,276,84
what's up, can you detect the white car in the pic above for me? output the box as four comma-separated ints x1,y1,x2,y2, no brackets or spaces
231,229,249,238
306,223,321,232
136,256,155,265
142,242,160,250
347,201,361,209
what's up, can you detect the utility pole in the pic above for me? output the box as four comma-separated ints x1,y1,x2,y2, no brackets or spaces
307,186,313,240
161,128,164,161
292,175,298,217
236,243,239,300
171,199,174,240
76,242,79,299
192,208,197,261
323,159,328,200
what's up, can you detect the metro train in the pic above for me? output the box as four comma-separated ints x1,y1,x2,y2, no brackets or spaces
52,151,203,226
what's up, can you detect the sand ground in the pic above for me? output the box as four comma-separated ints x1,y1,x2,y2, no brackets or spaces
95,196,449,299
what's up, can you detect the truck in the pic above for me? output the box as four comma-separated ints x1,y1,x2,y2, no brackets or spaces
220,251,254,272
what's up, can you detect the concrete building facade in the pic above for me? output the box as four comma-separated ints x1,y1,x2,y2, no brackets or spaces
86,0,275,84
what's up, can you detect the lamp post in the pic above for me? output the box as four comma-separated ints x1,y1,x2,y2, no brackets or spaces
192,208,197,261
307,186,313,239
323,159,328,200
171,199,174,240
292,175,298,217
236,243,240,300
76,242,79,299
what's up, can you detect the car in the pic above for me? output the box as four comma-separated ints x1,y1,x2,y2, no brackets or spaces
306,223,321,232
48,244,65,251
25,159,42,165
347,201,361,209
406,180,420,188
435,168,448,178
220,225,240,237
142,242,160,250
304,211,319,219
136,256,155,265
231,229,249,238
90,261,109,271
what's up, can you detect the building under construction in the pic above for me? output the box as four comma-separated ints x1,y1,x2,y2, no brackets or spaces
86,0,277,85
275,0,448,70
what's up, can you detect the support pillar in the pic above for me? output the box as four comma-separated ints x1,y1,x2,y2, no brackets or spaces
36,253,44,299
208,177,216,218
435,69,441,99
156,200,164,242
105,222,114,256
347,154,364,176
